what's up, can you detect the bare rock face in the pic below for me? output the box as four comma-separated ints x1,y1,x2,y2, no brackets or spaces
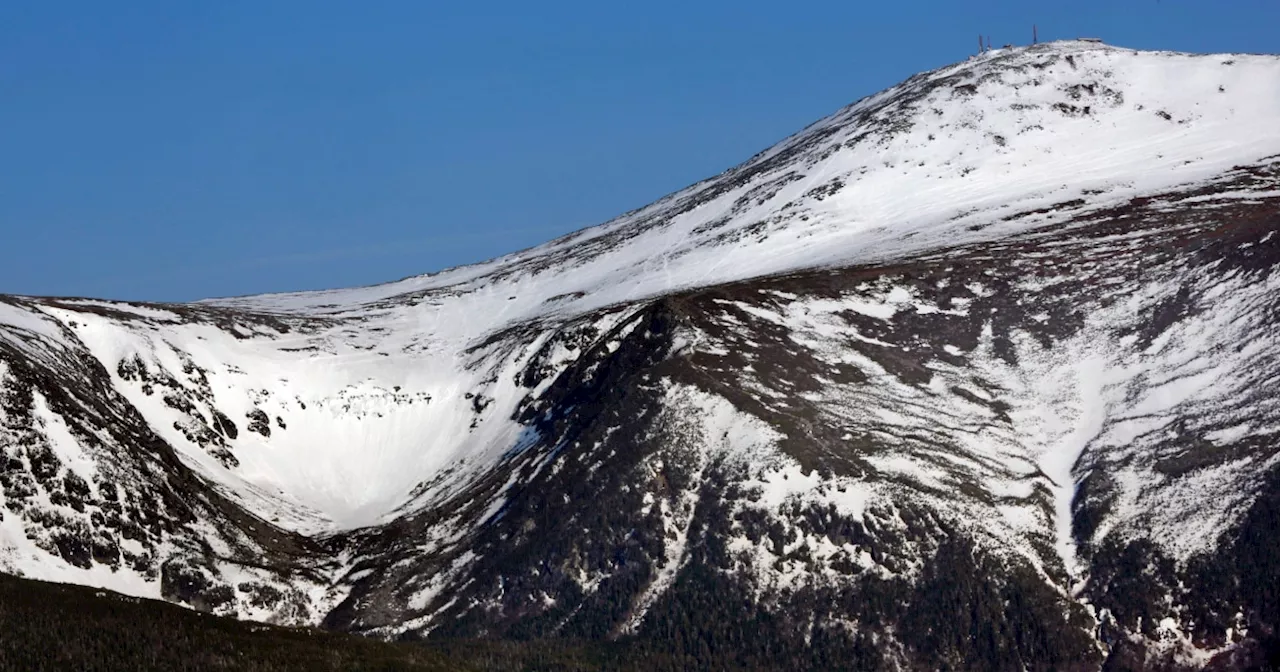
2,42,1280,669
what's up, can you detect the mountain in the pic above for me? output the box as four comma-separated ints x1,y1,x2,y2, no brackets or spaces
3,40,1280,670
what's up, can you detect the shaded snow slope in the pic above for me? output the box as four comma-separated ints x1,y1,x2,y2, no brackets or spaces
2,298,638,532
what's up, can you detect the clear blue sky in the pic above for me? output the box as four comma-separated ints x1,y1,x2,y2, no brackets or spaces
2,1,1276,302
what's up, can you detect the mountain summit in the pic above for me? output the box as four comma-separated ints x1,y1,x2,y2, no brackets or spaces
3,41,1280,669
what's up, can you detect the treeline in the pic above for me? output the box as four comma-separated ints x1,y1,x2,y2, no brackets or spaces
0,572,788,671
0,573,625,671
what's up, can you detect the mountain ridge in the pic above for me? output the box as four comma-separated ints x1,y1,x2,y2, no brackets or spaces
3,40,1280,669
193,41,1280,314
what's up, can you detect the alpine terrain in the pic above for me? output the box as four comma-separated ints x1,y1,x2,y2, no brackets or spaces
2,41,1280,669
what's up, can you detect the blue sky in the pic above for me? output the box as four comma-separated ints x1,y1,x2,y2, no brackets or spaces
2,1,1277,301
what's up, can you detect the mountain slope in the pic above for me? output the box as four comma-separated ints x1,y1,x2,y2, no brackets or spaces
2,41,1280,669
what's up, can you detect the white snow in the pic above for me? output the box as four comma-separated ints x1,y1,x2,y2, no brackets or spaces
0,511,163,600
118,43,1276,540
0,300,67,347
0,43,1277,629
30,391,99,484
205,43,1280,329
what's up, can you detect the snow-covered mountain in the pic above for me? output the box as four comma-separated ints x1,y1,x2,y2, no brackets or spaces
3,41,1279,669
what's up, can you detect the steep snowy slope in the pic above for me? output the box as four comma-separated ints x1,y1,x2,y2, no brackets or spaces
2,41,1280,669
213,41,1280,317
